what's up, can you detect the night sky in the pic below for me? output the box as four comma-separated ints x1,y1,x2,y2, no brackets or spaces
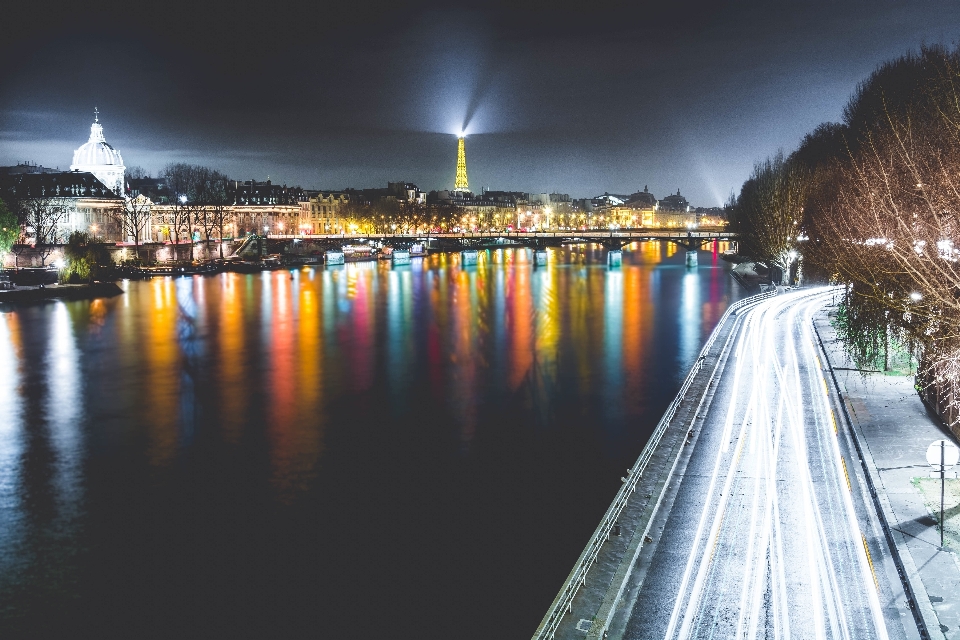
2,0,959,205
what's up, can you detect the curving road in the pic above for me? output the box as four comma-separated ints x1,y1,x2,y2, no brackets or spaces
621,288,908,640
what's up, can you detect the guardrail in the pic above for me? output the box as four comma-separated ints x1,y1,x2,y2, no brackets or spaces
531,287,778,640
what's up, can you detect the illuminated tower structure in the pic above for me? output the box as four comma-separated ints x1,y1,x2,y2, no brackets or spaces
454,135,469,192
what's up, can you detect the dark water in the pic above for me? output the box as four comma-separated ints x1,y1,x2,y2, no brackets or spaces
0,242,743,639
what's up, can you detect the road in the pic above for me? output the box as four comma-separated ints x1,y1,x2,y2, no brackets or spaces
620,288,909,640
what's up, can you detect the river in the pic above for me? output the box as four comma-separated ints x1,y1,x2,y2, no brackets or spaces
0,242,743,638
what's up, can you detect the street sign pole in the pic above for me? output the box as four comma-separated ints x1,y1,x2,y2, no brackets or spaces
927,439,959,549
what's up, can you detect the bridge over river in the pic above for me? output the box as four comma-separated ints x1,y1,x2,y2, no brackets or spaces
269,229,735,251
533,288,928,640
257,229,737,267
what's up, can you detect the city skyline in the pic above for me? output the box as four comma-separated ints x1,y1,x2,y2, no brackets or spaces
3,2,960,204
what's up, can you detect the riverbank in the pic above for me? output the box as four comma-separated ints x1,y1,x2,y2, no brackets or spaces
537,289,957,640
814,307,960,640
0,282,124,304
533,290,772,640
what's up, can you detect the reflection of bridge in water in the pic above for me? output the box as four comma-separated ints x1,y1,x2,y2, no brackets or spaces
262,230,738,268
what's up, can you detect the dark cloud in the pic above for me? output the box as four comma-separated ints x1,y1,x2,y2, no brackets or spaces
2,0,960,204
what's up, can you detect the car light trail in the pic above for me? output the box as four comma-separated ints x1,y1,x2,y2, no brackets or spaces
661,288,891,640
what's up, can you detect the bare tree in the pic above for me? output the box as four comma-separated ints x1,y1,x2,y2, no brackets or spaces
161,163,206,260
202,171,232,258
20,197,67,266
730,151,806,280
809,67,960,429
111,194,152,261
10,243,29,270
126,165,150,180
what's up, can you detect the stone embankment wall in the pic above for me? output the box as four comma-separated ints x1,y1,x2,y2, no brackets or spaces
2,241,243,269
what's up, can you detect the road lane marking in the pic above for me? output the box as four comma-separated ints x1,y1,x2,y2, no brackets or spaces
861,533,881,594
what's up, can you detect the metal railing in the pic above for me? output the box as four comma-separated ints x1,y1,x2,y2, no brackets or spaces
532,288,778,640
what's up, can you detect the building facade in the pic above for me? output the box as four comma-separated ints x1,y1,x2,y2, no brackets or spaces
301,191,348,234
0,170,124,241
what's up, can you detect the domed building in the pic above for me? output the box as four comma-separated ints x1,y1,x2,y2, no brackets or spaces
70,109,125,196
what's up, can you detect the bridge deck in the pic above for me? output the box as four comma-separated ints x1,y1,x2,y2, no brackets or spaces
266,230,735,242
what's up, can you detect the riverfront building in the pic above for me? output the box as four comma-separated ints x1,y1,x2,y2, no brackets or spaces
0,169,124,259
302,191,348,234
0,112,137,248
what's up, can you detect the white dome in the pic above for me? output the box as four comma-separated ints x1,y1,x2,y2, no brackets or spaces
70,114,125,195
71,122,124,168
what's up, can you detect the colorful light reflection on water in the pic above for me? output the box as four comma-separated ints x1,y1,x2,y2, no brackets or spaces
0,242,743,638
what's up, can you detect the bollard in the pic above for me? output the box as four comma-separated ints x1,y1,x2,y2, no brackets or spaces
392,250,410,266
325,250,345,265
461,249,479,266
685,250,698,267
607,250,622,268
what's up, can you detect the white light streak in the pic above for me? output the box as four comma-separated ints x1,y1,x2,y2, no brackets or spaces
663,288,891,640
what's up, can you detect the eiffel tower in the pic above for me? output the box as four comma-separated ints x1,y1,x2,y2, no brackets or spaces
454,135,469,192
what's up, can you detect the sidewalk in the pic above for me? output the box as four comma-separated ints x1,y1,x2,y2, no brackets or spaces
815,309,960,639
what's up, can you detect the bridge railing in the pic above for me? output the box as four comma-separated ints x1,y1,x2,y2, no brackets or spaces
531,287,778,640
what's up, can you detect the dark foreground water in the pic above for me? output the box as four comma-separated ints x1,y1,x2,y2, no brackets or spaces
0,242,744,639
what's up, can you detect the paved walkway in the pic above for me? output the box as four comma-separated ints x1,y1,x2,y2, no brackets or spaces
815,308,960,640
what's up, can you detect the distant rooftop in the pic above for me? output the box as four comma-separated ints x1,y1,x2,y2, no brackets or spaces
0,162,64,176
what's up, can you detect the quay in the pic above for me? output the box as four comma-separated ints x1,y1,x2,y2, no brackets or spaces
531,289,777,640
0,281,123,304
535,288,959,640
